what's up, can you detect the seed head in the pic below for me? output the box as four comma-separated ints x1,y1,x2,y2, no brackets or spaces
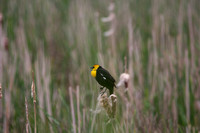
116,73,130,89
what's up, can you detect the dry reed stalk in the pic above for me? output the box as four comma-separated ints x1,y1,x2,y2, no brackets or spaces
35,50,53,133
76,86,81,133
0,16,3,127
82,108,86,132
90,108,97,133
152,0,159,47
150,38,159,103
31,71,37,133
0,13,2,23
127,17,134,103
124,56,127,73
109,3,116,57
16,23,31,78
0,83,2,99
3,86,10,132
43,58,53,133
102,2,116,57
195,67,200,113
0,83,2,127
35,60,45,122
4,99,10,133
0,13,3,83
125,101,130,133
95,12,104,66
185,51,190,133
101,2,117,78
172,81,178,132
25,97,29,133
116,59,130,132
177,2,184,79
69,86,76,133
35,50,54,132
187,2,195,73
3,57,16,133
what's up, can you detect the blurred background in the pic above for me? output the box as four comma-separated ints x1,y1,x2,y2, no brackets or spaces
0,0,200,132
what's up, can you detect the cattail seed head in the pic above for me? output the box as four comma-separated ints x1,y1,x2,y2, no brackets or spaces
97,93,117,118
31,82,34,98
117,73,130,89
31,81,36,103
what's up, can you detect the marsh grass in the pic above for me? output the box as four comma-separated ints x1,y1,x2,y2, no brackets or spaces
0,0,200,132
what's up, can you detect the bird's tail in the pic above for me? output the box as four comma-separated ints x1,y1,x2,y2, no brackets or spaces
109,87,113,95
109,84,116,95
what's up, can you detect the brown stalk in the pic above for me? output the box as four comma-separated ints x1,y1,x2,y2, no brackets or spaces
177,1,183,78
127,17,134,103
187,2,195,73
35,59,45,122
76,86,81,133
4,58,16,133
69,86,76,133
25,97,29,133
124,56,127,73
82,108,86,132
0,12,6,124
172,82,178,131
95,12,104,66
110,4,116,57
0,83,2,129
43,57,53,133
125,102,129,133
185,51,190,133
103,3,116,56
0,83,2,99
0,13,3,83
32,71,37,133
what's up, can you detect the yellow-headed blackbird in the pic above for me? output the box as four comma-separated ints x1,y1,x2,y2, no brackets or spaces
90,64,115,95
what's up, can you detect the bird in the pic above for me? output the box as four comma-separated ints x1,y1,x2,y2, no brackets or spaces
90,64,116,95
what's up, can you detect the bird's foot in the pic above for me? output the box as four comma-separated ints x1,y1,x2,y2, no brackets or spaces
100,88,107,96
100,86,104,90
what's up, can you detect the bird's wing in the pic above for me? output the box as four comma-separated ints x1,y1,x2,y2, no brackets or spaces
98,68,115,83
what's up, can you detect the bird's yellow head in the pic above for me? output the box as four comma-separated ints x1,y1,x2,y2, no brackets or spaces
90,64,100,78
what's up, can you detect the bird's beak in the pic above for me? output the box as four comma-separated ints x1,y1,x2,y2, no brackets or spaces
90,66,93,69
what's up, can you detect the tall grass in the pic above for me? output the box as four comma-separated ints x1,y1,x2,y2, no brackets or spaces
0,0,200,132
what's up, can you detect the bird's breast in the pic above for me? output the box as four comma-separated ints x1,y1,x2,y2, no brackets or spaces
91,70,96,78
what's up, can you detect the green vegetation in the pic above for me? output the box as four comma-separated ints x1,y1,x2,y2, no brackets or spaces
0,0,200,132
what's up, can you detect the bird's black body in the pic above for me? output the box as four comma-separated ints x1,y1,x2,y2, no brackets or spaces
96,66,115,95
